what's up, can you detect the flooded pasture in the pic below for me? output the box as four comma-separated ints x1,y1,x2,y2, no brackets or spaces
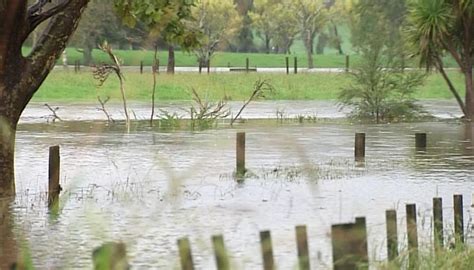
2,100,474,269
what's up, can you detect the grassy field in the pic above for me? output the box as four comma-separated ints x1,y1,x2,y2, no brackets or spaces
32,70,466,102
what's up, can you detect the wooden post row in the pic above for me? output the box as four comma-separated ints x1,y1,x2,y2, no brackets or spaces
260,230,275,270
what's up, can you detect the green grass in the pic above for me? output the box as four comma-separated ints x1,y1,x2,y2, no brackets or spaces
32,70,466,102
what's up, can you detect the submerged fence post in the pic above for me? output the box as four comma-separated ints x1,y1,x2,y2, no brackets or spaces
433,197,444,250
260,230,275,270
406,204,418,269
415,133,427,150
385,210,398,261
355,133,366,161
212,235,230,270
294,57,298,74
454,194,464,245
286,57,289,75
236,132,246,178
295,225,310,270
48,145,60,207
178,237,195,270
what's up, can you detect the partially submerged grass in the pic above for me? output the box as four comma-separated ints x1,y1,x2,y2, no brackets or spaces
33,70,466,102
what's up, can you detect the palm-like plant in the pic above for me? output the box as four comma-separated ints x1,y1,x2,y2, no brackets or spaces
407,0,474,119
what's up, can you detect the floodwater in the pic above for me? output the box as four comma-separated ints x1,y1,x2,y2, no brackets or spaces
1,100,474,269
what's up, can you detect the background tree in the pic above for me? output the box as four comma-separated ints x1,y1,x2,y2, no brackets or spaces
339,0,427,123
192,0,242,66
294,0,329,68
271,0,299,54
232,0,255,52
406,0,474,119
249,0,275,54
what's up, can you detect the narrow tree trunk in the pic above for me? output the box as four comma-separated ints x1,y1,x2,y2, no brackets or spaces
465,66,474,120
0,197,18,269
150,45,158,126
167,45,175,74
0,114,17,197
436,58,467,117
265,35,270,54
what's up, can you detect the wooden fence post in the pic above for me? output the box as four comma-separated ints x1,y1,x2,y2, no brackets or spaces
212,235,230,270
385,210,398,261
355,133,366,161
48,145,60,207
286,57,289,75
454,194,464,245
260,230,275,270
294,57,298,74
406,204,418,269
331,218,369,270
415,133,427,150
345,55,350,72
433,197,444,250
178,237,194,270
236,132,246,178
295,225,310,270
92,242,129,270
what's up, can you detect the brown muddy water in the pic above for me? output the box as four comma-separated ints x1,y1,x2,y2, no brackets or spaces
2,100,474,269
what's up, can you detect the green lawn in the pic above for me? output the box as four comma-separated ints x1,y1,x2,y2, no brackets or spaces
33,70,466,102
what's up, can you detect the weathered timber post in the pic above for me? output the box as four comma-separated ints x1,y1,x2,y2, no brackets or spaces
415,133,427,150
294,57,298,74
331,218,369,270
295,225,310,270
385,210,398,261
406,204,418,269
355,133,366,161
345,55,350,72
454,194,464,245
92,242,129,270
178,237,194,270
48,145,60,207
260,230,275,270
236,132,246,178
433,197,444,250
212,235,230,270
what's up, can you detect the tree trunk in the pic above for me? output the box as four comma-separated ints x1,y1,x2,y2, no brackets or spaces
82,43,93,66
465,66,474,120
0,0,90,196
265,34,270,54
167,45,175,74
0,197,18,269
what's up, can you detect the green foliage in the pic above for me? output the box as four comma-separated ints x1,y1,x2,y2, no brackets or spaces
338,48,428,123
157,109,182,129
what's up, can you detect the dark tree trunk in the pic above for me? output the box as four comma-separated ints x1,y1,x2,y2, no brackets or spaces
82,43,93,66
167,44,175,74
0,0,90,196
0,197,17,268
465,66,474,120
265,34,270,54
